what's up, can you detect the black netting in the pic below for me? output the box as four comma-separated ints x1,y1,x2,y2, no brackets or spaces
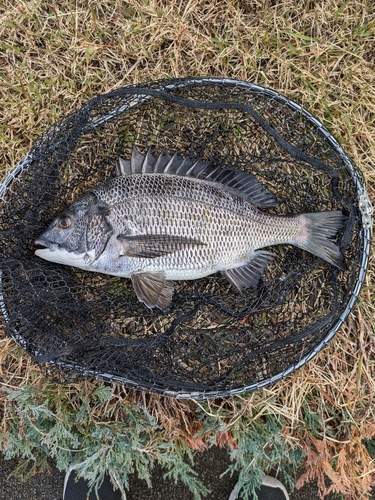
0,78,372,398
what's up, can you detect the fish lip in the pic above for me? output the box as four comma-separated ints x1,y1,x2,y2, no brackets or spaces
34,237,58,252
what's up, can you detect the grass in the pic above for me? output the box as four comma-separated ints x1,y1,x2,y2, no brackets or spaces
0,1,374,499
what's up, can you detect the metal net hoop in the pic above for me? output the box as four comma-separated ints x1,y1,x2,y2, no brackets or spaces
0,77,372,399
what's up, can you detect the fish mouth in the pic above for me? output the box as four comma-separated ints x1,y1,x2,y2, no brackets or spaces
35,237,93,266
34,237,59,254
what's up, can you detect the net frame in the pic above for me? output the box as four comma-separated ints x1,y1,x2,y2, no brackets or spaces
0,77,372,399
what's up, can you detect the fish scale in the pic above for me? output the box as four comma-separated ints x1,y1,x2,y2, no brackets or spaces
93,174,283,274
35,147,347,309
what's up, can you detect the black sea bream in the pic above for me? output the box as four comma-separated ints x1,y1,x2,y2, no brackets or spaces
35,147,347,309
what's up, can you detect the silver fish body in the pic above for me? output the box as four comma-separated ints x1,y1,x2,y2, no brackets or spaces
35,147,347,309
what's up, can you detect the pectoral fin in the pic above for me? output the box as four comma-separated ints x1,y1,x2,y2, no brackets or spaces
131,272,174,309
221,250,275,292
117,234,205,259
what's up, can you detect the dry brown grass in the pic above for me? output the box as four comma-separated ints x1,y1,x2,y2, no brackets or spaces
0,1,374,499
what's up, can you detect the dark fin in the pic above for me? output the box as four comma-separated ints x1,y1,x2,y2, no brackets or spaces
154,148,172,172
295,211,347,270
117,233,205,258
116,147,278,208
175,157,194,175
115,156,131,176
221,250,275,292
156,280,174,309
131,145,146,173
116,146,155,176
141,148,157,173
163,153,184,174
131,272,173,309
185,159,210,178
205,168,278,208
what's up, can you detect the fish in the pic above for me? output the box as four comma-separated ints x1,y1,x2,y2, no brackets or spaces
35,146,347,310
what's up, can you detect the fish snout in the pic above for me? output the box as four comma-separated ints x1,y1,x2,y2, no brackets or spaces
34,237,58,253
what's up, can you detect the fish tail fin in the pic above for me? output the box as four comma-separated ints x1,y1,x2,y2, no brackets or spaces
294,211,347,270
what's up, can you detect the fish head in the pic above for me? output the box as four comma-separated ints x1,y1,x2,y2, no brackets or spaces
35,191,113,268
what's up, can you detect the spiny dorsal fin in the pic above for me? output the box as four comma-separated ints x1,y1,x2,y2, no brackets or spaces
115,156,130,176
115,146,278,208
131,144,145,173
141,148,157,173
154,148,172,172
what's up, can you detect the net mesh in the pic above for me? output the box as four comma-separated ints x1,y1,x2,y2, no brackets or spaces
0,78,371,398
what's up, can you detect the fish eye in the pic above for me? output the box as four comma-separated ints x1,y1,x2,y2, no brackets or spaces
58,216,72,229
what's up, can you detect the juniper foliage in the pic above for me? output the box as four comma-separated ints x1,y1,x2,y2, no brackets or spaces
0,375,304,500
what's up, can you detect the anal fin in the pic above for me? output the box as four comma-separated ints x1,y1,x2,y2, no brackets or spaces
221,250,275,292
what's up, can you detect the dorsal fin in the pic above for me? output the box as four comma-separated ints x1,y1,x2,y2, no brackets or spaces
131,144,145,173
141,148,157,173
154,148,172,172
115,146,278,208
115,156,131,176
